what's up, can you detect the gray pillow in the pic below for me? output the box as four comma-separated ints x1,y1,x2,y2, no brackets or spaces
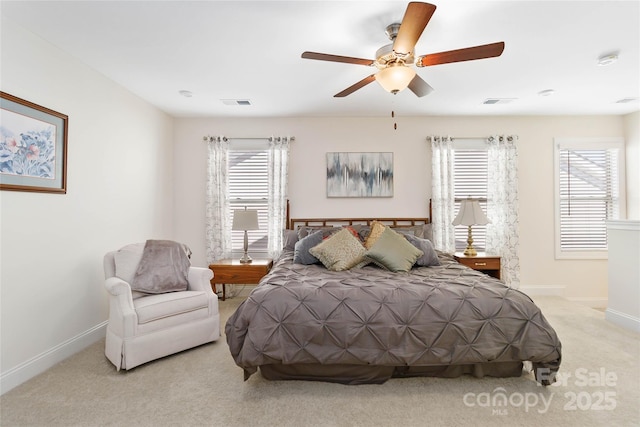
357,226,371,241
293,230,324,264
404,234,440,267
422,224,434,242
283,229,299,251
131,240,191,294
392,225,423,237
365,227,423,272
297,226,336,240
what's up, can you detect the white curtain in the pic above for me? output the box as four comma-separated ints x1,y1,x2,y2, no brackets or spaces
267,136,291,258
429,136,456,253
485,135,520,288
205,136,231,263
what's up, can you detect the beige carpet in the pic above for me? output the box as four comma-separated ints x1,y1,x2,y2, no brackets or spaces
1,296,639,427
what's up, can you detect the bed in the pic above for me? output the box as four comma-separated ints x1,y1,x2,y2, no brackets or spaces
225,213,562,386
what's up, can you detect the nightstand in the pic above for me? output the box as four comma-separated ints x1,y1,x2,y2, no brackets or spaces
208,258,273,301
453,252,501,280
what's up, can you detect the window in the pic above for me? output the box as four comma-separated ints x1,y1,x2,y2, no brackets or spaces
453,139,488,251
554,138,626,259
228,148,269,257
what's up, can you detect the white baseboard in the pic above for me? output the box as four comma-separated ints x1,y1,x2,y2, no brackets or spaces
518,285,565,296
519,286,608,309
0,321,107,395
566,297,608,309
605,308,640,333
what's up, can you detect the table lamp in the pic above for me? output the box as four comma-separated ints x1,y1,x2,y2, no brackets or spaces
232,207,259,263
452,198,490,256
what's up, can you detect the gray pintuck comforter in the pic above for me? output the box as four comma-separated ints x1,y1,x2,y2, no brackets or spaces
226,251,562,384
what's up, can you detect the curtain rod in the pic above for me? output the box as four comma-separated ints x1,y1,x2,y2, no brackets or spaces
203,136,295,143
425,136,486,141
426,136,516,142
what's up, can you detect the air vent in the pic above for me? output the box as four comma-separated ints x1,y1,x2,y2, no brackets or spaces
221,99,252,106
483,98,516,105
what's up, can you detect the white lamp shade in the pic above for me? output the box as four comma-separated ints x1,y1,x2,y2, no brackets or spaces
375,64,416,94
452,199,490,226
232,209,259,231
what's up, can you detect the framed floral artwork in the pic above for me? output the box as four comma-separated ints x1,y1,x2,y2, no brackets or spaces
0,92,68,193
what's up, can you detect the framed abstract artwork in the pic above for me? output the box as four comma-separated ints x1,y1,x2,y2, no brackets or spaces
326,152,393,198
0,92,68,194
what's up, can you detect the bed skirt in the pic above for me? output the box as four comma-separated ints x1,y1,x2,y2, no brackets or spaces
258,362,525,385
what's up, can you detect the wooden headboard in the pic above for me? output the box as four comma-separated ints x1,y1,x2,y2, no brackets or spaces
286,200,432,230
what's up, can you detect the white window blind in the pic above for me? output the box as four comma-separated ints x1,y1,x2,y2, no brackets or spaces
453,144,488,251
228,149,269,256
554,138,626,259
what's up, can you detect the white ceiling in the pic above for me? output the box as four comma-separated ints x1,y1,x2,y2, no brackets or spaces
2,1,639,118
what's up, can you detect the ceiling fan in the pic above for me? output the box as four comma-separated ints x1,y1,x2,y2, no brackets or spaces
301,2,505,98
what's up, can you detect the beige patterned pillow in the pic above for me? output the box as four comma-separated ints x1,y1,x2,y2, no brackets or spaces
309,228,368,271
364,220,387,249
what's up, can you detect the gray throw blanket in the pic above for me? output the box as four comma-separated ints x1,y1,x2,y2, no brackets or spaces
131,240,191,294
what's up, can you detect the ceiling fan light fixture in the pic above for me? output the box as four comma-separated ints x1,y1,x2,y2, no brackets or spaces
375,63,416,94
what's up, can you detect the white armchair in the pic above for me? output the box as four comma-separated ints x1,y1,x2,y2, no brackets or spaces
103,243,220,370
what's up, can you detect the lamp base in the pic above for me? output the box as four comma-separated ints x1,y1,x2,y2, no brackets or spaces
463,225,478,257
240,230,252,263
463,247,478,257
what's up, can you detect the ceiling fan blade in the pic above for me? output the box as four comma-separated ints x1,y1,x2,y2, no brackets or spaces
418,42,505,67
393,2,437,56
334,74,377,97
407,75,434,97
302,51,374,66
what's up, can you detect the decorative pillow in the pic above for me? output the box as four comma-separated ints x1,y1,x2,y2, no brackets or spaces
422,223,434,242
357,226,371,241
309,228,368,271
294,230,324,264
283,229,299,251
131,240,191,294
364,220,387,249
342,225,361,239
341,224,366,242
404,234,440,267
390,225,421,238
297,226,336,240
365,227,424,272
345,224,365,233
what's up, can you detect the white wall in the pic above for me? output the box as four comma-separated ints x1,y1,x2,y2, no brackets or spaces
605,220,640,332
624,111,639,220
173,114,636,306
0,18,175,393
